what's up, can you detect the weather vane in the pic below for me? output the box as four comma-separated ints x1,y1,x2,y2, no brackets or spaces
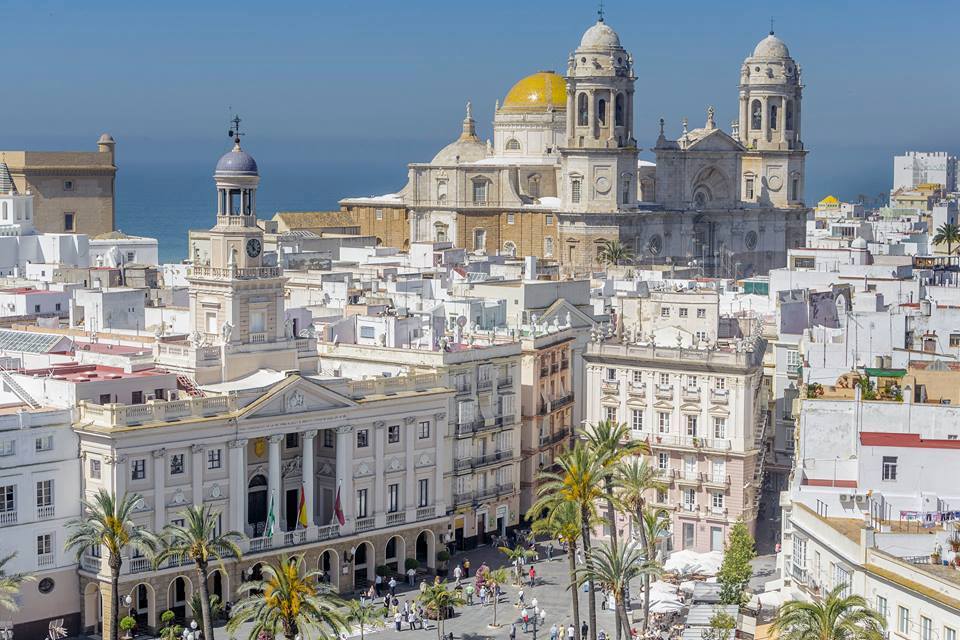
598,0,605,22
769,17,775,35
228,114,244,144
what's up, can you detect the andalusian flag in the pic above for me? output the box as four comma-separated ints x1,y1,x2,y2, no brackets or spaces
297,483,308,529
265,492,276,537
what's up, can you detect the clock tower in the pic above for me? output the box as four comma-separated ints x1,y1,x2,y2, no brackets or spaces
187,118,287,349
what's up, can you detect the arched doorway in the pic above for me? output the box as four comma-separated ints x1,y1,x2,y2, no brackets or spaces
167,576,191,622
83,582,102,634
128,583,156,630
206,569,228,619
352,541,375,590
384,535,405,573
247,474,268,537
318,549,340,592
416,530,436,570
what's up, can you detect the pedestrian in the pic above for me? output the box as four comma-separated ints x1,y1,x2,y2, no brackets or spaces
403,599,409,615
453,564,463,581
466,583,475,605
389,576,398,596
478,585,486,606
510,623,517,640
407,565,416,587
463,558,471,577
599,630,607,640
567,624,576,640
517,588,525,606
522,607,530,632
600,588,607,611
575,548,583,565
529,566,536,587
394,611,402,632
581,621,588,640
547,543,553,561
420,579,427,594
550,623,559,640
375,573,383,597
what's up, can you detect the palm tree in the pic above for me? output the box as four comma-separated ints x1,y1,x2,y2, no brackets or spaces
597,240,635,267
226,556,347,640
156,505,244,640
487,568,510,628
934,223,960,255
530,500,583,639
636,509,670,630
0,553,34,613
531,443,609,640
773,586,886,640
577,541,657,640
345,600,386,640
65,491,159,640
615,458,666,631
498,544,534,585
417,582,465,640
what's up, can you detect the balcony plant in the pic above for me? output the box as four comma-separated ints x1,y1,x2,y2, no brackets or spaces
119,615,137,640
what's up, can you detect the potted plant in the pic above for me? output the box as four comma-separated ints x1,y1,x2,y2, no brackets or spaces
932,543,943,565
405,557,420,573
158,610,181,640
436,548,451,577
375,564,393,579
119,615,137,640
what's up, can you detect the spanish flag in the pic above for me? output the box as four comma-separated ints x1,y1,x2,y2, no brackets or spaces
297,483,308,529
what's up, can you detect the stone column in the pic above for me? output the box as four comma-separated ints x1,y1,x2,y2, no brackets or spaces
374,422,386,527
109,454,127,505
228,439,248,536
302,430,317,527
335,425,354,534
626,89,634,142
434,413,447,515
152,448,166,532
268,434,283,540
191,444,204,507
404,416,416,520
566,88,575,143
588,91,596,140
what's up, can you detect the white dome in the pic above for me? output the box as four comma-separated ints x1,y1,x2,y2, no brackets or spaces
752,33,790,59
851,236,868,249
579,20,621,49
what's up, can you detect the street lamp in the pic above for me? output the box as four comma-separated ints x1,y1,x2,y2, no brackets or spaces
0,625,13,640
531,607,547,640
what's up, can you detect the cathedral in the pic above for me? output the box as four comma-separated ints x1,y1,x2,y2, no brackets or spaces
337,17,809,277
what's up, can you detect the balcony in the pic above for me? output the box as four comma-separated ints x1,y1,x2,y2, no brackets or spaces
455,450,514,472
655,384,674,400
498,376,513,389
386,512,407,526
627,383,646,398
710,388,729,404
455,383,472,395
454,482,515,506
674,470,702,486
283,529,308,547
249,332,268,344
190,265,281,280
560,359,569,370
540,394,574,414
539,427,570,448
355,517,375,533
650,433,732,451
703,474,731,488
249,536,273,553
679,502,698,513
0,510,16,526
477,379,493,391
600,379,620,393
317,524,339,541
37,553,54,568
416,505,437,521
682,387,701,402
456,414,514,437
129,557,152,574
36,504,54,520
551,363,559,374
540,367,549,378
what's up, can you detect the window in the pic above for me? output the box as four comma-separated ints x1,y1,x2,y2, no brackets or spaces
169,454,184,475
656,488,667,503
505,139,521,151
605,406,617,423
687,375,699,389
833,564,851,597
126,251,135,263
659,373,670,386
472,180,488,205
631,409,643,431
686,415,698,437
36,480,53,507
323,430,334,448
632,370,643,384
597,98,607,126
875,596,888,620
622,178,630,204
658,412,671,433
606,368,617,381
791,178,799,201
89,458,101,479
33,304,40,313
64,212,75,231
657,452,669,471
543,237,554,257
921,617,933,640
898,607,909,636
683,488,696,510
786,349,802,370
745,178,755,200
207,449,222,470
545,214,553,226
792,536,807,582
695,331,708,343
615,94,625,127
356,429,369,448
661,307,670,318
945,627,956,640
949,333,960,348
751,100,762,130
35,435,53,452
359,326,375,340
473,228,486,251
63,180,74,191
785,101,794,130
356,488,368,518
713,417,727,439
418,479,429,507
131,459,146,480
285,433,299,449
571,178,582,204
715,377,726,390
769,103,779,130
388,484,399,513
0,440,13,457
679,307,688,318
711,459,726,483
388,425,400,444
0,485,13,513
882,456,898,481
577,93,588,126
697,308,706,319
419,421,430,439
55,303,61,312
37,533,52,556
507,213,515,225
375,208,383,220
712,492,724,510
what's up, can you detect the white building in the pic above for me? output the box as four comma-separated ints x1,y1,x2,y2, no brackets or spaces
893,151,957,193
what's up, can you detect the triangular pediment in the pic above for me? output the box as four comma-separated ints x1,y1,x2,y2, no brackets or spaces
684,128,745,153
540,298,597,329
238,374,358,420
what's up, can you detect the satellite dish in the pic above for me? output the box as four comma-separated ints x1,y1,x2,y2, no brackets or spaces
456,316,468,328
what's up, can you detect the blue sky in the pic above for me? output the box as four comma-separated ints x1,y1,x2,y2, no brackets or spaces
2,0,958,204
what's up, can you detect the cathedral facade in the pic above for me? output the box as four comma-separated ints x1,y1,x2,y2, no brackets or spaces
338,19,809,277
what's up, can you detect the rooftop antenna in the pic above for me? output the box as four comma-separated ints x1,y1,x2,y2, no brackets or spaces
598,0,604,22
769,17,775,35
228,114,244,146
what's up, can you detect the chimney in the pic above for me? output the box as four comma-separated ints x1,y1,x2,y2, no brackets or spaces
524,256,538,280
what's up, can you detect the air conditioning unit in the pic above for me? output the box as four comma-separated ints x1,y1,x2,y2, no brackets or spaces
839,494,854,504
146,393,156,401
166,390,179,401
854,494,869,508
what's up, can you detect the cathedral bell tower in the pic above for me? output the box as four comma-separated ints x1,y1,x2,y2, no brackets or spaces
560,13,639,213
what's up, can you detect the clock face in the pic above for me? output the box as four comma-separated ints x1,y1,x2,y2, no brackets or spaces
246,238,262,258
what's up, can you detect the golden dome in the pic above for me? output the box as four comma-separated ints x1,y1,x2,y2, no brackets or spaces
501,71,567,113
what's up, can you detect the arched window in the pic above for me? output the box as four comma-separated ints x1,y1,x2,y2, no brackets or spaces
543,237,554,257
597,98,607,126
615,94,625,127
769,103,779,131
571,178,582,204
503,241,517,257
473,228,486,252
751,100,762,130
527,174,540,199
505,139,521,152
577,93,588,126
785,101,794,130
434,222,448,243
